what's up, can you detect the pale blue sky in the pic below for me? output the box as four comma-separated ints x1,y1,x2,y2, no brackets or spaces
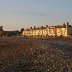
0,0,72,30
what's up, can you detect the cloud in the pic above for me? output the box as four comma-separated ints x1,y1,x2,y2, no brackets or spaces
23,12,48,16
14,10,48,17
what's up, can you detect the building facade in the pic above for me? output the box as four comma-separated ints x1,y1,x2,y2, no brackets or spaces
22,22,72,37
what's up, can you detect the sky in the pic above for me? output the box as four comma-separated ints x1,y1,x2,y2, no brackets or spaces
0,0,72,31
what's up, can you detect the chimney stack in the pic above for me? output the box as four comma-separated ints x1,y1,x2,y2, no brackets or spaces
46,25,48,27
34,26,36,29
30,27,32,29
63,23,66,27
41,26,43,28
67,22,69,26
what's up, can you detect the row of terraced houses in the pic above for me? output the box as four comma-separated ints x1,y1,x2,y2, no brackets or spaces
22,22,72,37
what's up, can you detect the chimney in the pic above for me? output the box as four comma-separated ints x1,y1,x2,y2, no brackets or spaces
41,26,43,28
34,26,36,29
63,23,66,27
46,25,48,27
30,27,32,29
67,22,69,26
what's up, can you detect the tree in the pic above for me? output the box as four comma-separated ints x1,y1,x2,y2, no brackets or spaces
0,26,3,31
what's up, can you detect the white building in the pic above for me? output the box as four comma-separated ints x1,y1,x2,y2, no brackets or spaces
22,22,72,37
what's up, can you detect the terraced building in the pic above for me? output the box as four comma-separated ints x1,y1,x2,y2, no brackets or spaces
22,22,72,37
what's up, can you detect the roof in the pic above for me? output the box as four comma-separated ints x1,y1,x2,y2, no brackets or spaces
24,23,72,31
